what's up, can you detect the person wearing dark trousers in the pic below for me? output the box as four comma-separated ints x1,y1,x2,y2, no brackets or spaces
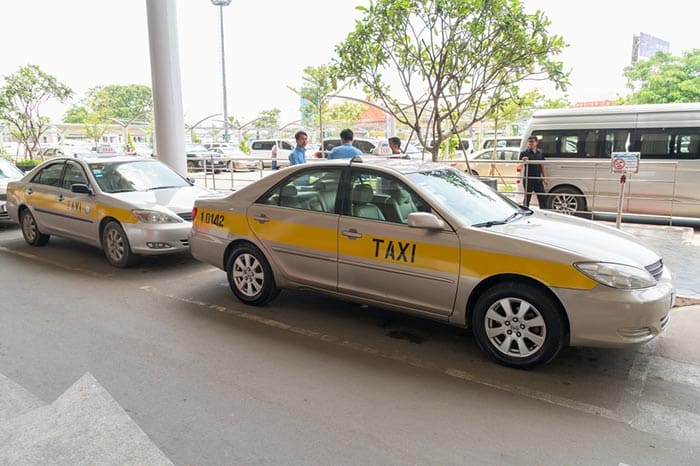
519,136,547,208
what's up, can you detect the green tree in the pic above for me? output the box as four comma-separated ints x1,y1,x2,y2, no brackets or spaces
64,84,152,148
326,101,365,131
0,64,73,159
621,49,700,104
83,111,110,147
288,65,341,149
253,108,281,137
333,0,568,160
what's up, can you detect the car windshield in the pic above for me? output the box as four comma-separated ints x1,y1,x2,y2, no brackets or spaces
0,159,23,179
90,160,190,193
405,168,523,227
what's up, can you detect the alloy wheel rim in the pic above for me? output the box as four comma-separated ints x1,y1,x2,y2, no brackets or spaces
552,194,578,214
484,297,547,358
22,214,36,241
106,228,125,261
232,253,264,297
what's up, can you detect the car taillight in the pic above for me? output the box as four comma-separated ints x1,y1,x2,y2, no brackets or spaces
191,207,198,220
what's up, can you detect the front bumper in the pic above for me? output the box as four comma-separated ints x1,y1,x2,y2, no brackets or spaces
557,273,674,347
123,221,192,255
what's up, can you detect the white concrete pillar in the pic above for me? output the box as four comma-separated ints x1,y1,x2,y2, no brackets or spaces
146,0,186,175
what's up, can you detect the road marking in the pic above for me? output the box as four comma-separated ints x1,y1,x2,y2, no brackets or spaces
631,400,700,445
140,285,627,423
0,245,113,278
649,355,700,390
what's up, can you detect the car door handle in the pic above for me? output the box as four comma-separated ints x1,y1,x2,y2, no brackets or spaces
341,228,362,239
252,213,270,224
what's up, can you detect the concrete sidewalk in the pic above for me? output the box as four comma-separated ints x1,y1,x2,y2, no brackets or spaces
618,223,700,305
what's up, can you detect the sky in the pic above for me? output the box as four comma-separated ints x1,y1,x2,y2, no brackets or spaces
0,0,698,128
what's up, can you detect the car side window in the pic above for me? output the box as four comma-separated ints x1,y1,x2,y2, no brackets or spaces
257,168,341,214
347,169,430,224
62,161,88,190
31,162,64,187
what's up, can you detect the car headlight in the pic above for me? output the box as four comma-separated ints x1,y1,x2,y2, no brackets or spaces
574,262,656,289
132,209,183,224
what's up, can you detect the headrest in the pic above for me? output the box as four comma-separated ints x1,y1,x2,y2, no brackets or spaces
315,180,333,192
281,185,297,197
351,184,374,203
388,188,410,202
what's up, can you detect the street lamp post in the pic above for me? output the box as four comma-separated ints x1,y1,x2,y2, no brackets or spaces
211,0,232,141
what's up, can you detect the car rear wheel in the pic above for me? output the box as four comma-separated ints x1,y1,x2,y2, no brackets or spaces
20,209,50,246
547,186,586,215
226,244,279,305
102,220,136,268
472,281,564,369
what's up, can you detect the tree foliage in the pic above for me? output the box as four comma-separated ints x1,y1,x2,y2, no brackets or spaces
326,101,365,130
254,108,281,135
333,0,568,160
621,49,700,104
0,64,73,159
65,84,153,124
289,65,341,147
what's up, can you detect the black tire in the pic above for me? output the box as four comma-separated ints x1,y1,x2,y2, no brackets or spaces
471,281,564,369
20,209,50,246
226,244,279,306
102,220,136,268
547,186,586,215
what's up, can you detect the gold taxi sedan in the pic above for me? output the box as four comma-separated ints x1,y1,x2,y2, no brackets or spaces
189,157,674,368
7,155,220,267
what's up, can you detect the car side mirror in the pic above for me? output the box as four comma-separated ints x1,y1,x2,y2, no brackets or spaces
71,183,93,195
186,177,196,185
407,212,445,230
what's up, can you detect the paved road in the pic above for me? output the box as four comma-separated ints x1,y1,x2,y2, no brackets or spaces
1,223,700,465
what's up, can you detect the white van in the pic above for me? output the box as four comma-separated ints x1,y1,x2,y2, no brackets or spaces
249,139,294,168
521,103,700,220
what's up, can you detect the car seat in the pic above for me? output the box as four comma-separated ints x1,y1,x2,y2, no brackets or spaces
351,184,385,220
386,188,417,223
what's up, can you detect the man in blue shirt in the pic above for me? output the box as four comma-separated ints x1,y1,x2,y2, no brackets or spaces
327,128,362,159
288,130,308,165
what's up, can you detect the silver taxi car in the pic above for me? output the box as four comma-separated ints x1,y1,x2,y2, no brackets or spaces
189,157,674,368
7,155,219,267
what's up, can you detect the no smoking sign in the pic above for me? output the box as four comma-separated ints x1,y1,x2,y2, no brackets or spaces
611,152,640,174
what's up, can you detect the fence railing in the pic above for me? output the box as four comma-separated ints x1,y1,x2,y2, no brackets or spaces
184,155,700,224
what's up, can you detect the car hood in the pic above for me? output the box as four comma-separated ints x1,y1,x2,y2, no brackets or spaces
107,185,223,215
491,210,661,267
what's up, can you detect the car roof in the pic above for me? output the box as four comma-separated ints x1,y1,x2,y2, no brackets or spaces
303,155,449,175
47,154,149,164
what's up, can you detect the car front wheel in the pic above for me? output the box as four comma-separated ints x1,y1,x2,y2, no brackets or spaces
20,209,50,246
472,281,564,369
226,244,279,305
102,220,135,267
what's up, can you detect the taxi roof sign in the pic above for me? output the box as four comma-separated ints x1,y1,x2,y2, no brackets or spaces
611,152,640,174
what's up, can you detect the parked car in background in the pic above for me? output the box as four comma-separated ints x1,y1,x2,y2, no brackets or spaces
482,136,523,150
249,139,293,168
185,143,226,172
6,155,221,267
0,157,24,221
448,147,522,186
204,143,258,171
311,138,382,159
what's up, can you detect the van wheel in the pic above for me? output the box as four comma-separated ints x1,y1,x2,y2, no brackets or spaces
547,186,586,215
471,281,564,369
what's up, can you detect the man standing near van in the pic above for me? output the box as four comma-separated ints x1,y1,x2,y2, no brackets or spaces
327,129,362,159
520,136,547,208
289,130,308,166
